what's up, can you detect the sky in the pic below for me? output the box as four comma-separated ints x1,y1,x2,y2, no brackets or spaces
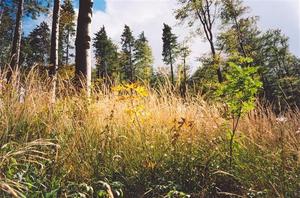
24,0,300,71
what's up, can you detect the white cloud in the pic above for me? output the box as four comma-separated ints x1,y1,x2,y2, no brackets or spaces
24,0,300,71
90,0,300,73
91,0,208,72
244,0,300,57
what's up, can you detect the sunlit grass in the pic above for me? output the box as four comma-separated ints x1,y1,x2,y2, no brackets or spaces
0,69,299,197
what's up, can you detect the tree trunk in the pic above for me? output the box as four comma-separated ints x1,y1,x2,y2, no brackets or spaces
129,45,133,82
75,0,93,93
194,1,223,83
210,44,223,83
8,0,24,81
0,0,4,26
227,0,247,57
49,0,60,102
66,28,70,65
169,53,174,86
182,54,187,97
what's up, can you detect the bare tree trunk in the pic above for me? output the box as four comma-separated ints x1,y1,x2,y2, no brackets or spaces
211,48,223,83
0,0,4,26
129,45,133,82
49,0,61,102
169,53,174,86
182,53,187,97
226,0,247,57
8,0,24,81
193,0,223,83
65,29,70,66
75,0,93,94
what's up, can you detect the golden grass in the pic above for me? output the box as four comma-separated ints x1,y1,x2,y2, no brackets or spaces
0,69,299,196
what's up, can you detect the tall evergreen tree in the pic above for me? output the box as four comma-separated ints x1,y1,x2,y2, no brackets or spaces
120,25,135,82
162,23,178,86
93,26,119,85
75,0,93,93
0,5,14,65
59,0,75,66
134,32,154,82
8,0,50,80
9,0,24,79
24,22,50,67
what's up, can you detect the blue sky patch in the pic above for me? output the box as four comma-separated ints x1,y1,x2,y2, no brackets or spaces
24,0,106,35
74,0,106,11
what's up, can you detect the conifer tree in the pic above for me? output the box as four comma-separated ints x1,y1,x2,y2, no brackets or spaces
0,4,14,65
24,22,50,67
162,23,178,86
120,25,135,82
59,0,75,66
9,0,24,79
134,32,154,82
93,26,119,85
8,0,49,80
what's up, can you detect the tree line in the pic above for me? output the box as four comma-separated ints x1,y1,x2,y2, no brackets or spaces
0,0,299,110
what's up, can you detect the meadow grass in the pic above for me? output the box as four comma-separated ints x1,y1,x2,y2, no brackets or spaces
0,70,299,197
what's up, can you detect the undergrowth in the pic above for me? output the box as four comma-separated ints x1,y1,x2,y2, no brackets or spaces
0,70,299,197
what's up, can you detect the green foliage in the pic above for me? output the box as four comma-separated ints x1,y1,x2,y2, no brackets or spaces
22,21,51,67
162,23,178,85
175,0,219,38
133,32,154,82
59,0,76,66
93,26,119,85
217,57,262,117
0,6,14,65
23,0,50,19
162,23,178,67
120,25,135,82
218,0,261,58
217,56,262,168
0,140,58,198
258,29,300,110
166,190,190,198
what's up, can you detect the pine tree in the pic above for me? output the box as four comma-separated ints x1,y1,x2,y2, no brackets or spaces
59,0,75,66
0,5,14,65
24,22,50,67
133,32,153,82
162,23,178,86
120,25,135,82
93,26,119,85
9,0,24,79
8,0,50,80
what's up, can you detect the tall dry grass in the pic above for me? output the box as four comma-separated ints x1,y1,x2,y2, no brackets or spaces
0,69,299,197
